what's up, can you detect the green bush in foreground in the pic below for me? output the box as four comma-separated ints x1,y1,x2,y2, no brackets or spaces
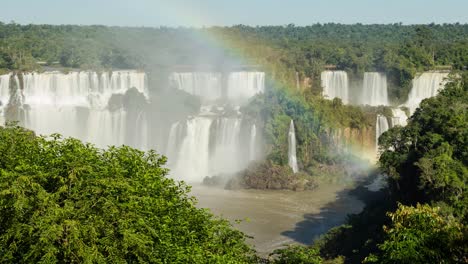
0,124,255,263
365,203,467,264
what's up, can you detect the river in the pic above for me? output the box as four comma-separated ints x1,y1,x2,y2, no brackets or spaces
190,183,365,254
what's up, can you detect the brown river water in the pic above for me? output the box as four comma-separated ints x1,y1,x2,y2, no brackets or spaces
190,183,365,254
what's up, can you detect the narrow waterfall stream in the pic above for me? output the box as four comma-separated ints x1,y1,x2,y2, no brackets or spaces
288,120,299,173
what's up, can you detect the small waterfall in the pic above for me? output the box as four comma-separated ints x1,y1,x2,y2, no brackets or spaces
391,108,408,127
405,72,449,115
288,120,299,173
166,122,181,163
136,111,149,150
376,115,390,153
0,74,11,107
0,74,11,125
172,117,214,182
321,71,349,104
361,72,389,106
249,124,257,161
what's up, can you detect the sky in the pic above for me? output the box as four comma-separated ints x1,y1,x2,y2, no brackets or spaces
2,0,467,27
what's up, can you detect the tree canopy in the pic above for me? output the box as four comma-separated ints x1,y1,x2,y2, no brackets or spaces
0,124,255,263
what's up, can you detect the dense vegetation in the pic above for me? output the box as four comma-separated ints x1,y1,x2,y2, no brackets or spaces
1,21,467,262
1,22,467,102
0,124,255,263
272,73,468,263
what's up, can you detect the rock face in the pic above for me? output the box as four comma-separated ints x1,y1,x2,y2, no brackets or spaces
327,126,376,162
225,161,318,191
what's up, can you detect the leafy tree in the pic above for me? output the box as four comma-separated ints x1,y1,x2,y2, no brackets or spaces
270,245,323,264
365,203,467,264
379,72,468,219
0,124,255,263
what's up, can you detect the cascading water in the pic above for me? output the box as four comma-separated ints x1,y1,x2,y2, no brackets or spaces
391,108,408,127
250,124,257,161
405,71,449,115
226,71,265,103
169,71,265,182
321,71,349,104
169,72,222,101
288,120,299,173
360,72,389,106
375,115,390,153
3,70,149,149
172,117,214,182
0,74,11,125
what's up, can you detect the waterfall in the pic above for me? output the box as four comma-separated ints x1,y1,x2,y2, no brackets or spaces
172,117,213,182
169,72,222,101
2,70,148,149
168,71,266,182
405,72,449,115
360,72,389,106
0,74,11,107
0,74,11,125
391,108,408,127
226,71,265,103
250,124,257,161
288,120,299,173
376,115,390,152
321,71,349,104
170,71,265,104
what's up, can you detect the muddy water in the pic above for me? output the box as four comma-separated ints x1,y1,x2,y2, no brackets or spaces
190,184,365,254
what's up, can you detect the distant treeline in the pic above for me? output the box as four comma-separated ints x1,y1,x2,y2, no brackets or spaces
1,22,467,99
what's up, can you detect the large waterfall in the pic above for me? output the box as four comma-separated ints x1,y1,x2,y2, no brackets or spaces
321,71,349,104
405,72,449,115
360,72,389,106
1,71,149,149
168,71,265,181
288,120,299,173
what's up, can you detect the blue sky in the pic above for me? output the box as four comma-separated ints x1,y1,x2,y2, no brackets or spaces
2,0,467,27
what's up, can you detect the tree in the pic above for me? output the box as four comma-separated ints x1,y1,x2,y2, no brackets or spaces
365,203,467,264
0,124,255,263
379,73,468,219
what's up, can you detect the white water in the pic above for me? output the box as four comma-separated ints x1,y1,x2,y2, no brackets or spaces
170,71,265,104
321,71,349,104
250,124,257,161
168,71,265,182
405,72,449,115
0,74,11,107
288,120,299,173
172,117,214,182
3,70,265,182
360,72,389,106
227,72,265,103
391,108,408,127
3,71,148,149
169,72,222,101
376,115,390,153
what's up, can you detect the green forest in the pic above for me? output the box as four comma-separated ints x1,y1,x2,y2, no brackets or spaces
0,22,467,263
